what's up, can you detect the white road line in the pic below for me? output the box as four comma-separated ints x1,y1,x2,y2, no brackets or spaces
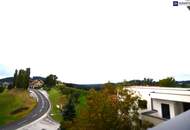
32,114,38,118
16,89,52,130
17,120,27,125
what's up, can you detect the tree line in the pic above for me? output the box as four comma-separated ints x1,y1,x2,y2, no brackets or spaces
60,83,153,130
12,68,30,89
120,77,179,87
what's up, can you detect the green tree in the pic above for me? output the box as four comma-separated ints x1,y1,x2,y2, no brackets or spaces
14,68,30,89
13,69,18,88
17,70,26,89
62,96,76,121
0,87,5,93
45,74,57,87
143,78,154,86
159,77,176,87
26,68,30,88
122,80,129,86
64,85,142,130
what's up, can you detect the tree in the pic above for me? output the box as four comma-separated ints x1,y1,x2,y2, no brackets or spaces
62,96,76,121
26,68,30,88
122,80,129,86
13,69,18,88
0,87,5,93
13,68,31,89
64,85,142,130
17,69,27,89
143,78,154,86
44,74,57,87
159,77,176,87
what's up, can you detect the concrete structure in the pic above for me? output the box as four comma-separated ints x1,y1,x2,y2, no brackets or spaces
127,86,190,125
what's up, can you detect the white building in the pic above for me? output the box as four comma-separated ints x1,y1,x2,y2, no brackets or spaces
127,86,190,125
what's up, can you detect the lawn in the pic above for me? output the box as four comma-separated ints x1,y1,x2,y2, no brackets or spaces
76,93,87,115
0,89,37,125
48,88,66,122
47,86,87,123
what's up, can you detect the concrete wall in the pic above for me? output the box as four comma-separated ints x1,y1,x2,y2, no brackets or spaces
174,102,183,116
151,93,190,103
129,87,152,110
152,99,176,118
128,86,190,119
152,99,184,119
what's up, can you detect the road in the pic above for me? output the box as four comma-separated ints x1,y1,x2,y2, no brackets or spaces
0,89,50,130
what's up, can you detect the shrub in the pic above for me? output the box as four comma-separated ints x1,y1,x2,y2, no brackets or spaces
0,87,5,93
141,120,154,130
7,84,14,90
10,107,29,115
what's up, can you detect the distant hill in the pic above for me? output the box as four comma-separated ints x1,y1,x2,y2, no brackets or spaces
177,81,190,84
176,81,190,87
32,76,45,81
0,77,13,84
64,83,103,90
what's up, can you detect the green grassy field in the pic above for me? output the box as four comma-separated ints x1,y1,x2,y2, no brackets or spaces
48,88,66,122
75,93,86,115
0,89,37,125
47,86,87,123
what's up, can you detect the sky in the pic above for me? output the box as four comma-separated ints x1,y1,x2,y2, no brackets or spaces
0,0,190,84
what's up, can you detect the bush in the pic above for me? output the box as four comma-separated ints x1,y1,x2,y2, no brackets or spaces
7,84,14,90
10,107,29,115
141,120,154,130
43,85,51,91
60,87,74,95
62,97,76,121
0,87,5,93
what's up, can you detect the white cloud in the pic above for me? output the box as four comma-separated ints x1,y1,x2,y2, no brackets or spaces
0,0,190,83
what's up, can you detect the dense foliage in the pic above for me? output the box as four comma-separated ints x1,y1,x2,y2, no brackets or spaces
44,74,57,87
62,95,76,121
12,68,30,89
159,77,176,87
121,78,158,86
62,84,148,130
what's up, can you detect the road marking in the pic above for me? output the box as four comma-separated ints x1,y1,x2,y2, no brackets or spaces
17,120,27,125
4,89,51,130
32,114,38,118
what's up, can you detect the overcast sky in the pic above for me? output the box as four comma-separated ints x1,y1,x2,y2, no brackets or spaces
0,0,190,84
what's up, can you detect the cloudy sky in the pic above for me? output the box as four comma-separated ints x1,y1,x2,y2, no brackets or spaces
0,0,190,84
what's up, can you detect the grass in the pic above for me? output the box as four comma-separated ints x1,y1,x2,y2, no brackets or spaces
0,89,37,125
48,87,66,122
76,93,87,115
47,85,87,123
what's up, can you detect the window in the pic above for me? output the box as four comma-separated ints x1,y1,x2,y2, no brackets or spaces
138,99,147,109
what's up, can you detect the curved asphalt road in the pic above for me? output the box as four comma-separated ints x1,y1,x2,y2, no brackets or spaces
0,89,50,130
